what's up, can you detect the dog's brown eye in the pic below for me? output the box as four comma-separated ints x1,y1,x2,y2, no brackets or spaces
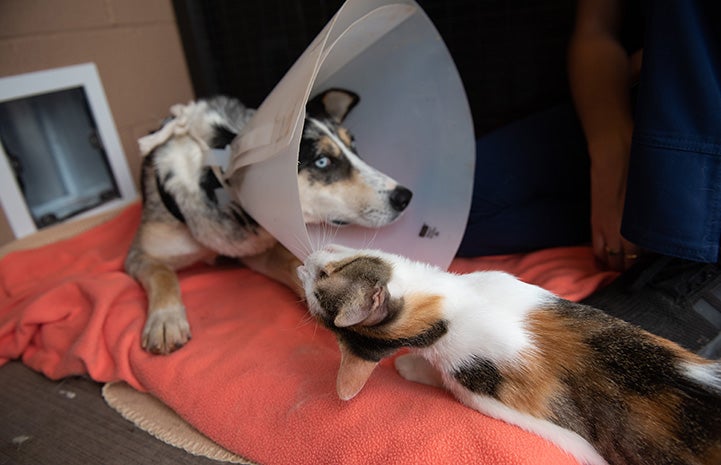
314,157,330,169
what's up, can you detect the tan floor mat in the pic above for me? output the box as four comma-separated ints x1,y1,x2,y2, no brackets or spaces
102,382,252,464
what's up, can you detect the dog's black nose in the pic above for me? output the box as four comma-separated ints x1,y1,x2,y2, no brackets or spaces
389,186,412,212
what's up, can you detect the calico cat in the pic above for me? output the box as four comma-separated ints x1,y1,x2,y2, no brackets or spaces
297,244,721,465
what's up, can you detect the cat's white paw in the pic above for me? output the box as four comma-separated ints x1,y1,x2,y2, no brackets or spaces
394,353,444,387
142,306,191,354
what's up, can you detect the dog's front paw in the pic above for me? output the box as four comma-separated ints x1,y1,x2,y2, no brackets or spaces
142,307,192,354
394,353,444,388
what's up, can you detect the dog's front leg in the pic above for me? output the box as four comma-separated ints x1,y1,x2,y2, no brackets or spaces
126,247,191,354
240,242,304,299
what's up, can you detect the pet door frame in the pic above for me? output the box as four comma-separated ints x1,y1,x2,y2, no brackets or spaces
0,62,136,239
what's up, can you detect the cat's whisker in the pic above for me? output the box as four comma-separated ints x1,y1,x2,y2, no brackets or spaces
310,219,325,253
286,230,313,258
293,311,317,329
326,217,342,247
327,216,340,246
311,319,320,340
319,220,329,249
314,214,337,252
362,225,380,250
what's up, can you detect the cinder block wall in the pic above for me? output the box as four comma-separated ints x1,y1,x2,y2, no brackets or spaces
0,0,195,245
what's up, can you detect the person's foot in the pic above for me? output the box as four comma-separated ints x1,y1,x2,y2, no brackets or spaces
582,254,721,358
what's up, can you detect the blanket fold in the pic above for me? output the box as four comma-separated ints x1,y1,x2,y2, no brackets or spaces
0,204,617,465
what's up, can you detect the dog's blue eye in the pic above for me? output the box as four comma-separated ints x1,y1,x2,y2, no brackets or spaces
314,157,330,169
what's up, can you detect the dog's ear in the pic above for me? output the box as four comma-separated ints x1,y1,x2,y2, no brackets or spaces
306,88,360,123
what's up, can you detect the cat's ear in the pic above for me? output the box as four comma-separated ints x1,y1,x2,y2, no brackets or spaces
333,283,389,328
336,340,378,400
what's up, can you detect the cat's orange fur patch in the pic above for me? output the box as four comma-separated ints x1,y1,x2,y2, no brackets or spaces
499,309,589,417
625,392,680,450
359,293,444,341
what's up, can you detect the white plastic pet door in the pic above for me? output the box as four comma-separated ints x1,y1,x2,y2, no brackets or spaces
0,63,136,238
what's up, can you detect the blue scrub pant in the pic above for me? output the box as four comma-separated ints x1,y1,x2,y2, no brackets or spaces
457,104,590,256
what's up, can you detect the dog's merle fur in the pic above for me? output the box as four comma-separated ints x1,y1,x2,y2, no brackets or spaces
125,89,412,354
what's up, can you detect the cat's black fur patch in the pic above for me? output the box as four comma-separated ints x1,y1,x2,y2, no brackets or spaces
334,320,449,362
453,356,503,397
585,328,679,395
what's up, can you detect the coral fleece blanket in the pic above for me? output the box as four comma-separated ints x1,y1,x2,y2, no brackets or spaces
0,204,617,465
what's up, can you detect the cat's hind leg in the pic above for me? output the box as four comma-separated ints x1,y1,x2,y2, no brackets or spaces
395,353,444,387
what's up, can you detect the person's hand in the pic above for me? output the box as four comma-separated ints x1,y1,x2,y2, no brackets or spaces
568,0,645,272
588,134,642,271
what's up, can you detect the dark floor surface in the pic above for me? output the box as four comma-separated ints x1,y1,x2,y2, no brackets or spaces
0,361,228,465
